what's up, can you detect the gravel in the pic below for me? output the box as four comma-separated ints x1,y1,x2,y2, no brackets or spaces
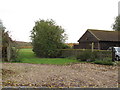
2,63,118,88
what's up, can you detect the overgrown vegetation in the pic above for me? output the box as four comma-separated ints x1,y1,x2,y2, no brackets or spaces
94,57,113,65
31,19,68,58
60,49,114,65
76,50,97,61
61,49,112,60
76,51,113,65
10,46,20,62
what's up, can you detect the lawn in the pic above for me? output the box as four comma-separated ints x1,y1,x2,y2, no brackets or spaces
17,48,79,65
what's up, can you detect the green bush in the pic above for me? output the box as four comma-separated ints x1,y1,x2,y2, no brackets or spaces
11,47,20,62
60,49,112,59
76,50,97,61
94,57,113,65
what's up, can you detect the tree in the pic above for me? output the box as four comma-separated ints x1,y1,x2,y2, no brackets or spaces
31,19,67,58
0,20,19,62
113,15,120,31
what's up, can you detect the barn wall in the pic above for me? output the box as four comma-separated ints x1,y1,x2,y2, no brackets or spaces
74,42,99,49
76,30,99,49
78,30,98,42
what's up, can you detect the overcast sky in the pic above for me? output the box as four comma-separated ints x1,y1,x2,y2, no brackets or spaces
0,0,119,43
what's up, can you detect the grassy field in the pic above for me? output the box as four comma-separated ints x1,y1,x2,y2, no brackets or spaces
17,48,79,65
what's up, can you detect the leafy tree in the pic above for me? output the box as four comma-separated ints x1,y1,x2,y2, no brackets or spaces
31,19,67,58
113,15,120,31
0,20,3,29
0,20,19,62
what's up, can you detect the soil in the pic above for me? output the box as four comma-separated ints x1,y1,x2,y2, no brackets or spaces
2,63,118,88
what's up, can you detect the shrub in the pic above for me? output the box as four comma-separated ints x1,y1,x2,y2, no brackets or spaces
60,49,112,60
113,61,120,66
10,47,20,62
76,50,97,61
94,57,113,65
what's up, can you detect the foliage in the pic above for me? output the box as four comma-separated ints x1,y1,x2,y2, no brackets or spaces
113,15,120,31
94,57,113,65
60,49,112,60
17,49,79,65
31,19,67,58
113,61,120,66
76,50,97,61
0,20,19,62
10,45,20,62
0,20,8,47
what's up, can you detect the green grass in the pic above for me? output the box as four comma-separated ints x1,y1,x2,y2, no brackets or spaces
17,48,79,65
93,57,114,65
2,48,114,66
93,60,113,65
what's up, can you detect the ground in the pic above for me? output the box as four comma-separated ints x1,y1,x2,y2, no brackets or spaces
2,63,118,88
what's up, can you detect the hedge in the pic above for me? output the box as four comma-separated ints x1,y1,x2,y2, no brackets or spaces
60,49,112,60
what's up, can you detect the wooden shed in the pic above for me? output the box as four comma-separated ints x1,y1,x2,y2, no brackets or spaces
74,29,120,50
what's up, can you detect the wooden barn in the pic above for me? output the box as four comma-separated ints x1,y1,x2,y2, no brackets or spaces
74,29,120,50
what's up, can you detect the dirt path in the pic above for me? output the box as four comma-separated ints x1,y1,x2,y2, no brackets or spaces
2,63,118,88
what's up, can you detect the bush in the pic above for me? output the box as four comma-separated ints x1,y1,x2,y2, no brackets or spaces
10,47,20,62
60,49,112,60
113,61,120,66
94,57,113,65
76,50,97,61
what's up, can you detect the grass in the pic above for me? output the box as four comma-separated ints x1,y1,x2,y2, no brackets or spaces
17,48,79,65
2,48,114,65
93,57,114,65
93,60,113,65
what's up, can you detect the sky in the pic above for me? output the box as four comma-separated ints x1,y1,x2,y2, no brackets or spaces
0,0,119,43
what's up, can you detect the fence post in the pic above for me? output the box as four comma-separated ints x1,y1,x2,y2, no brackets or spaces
91,42,94,52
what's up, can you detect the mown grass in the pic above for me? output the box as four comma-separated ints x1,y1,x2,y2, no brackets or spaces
17,48,79,65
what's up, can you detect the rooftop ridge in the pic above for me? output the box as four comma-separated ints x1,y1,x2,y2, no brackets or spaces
87,29,117,32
